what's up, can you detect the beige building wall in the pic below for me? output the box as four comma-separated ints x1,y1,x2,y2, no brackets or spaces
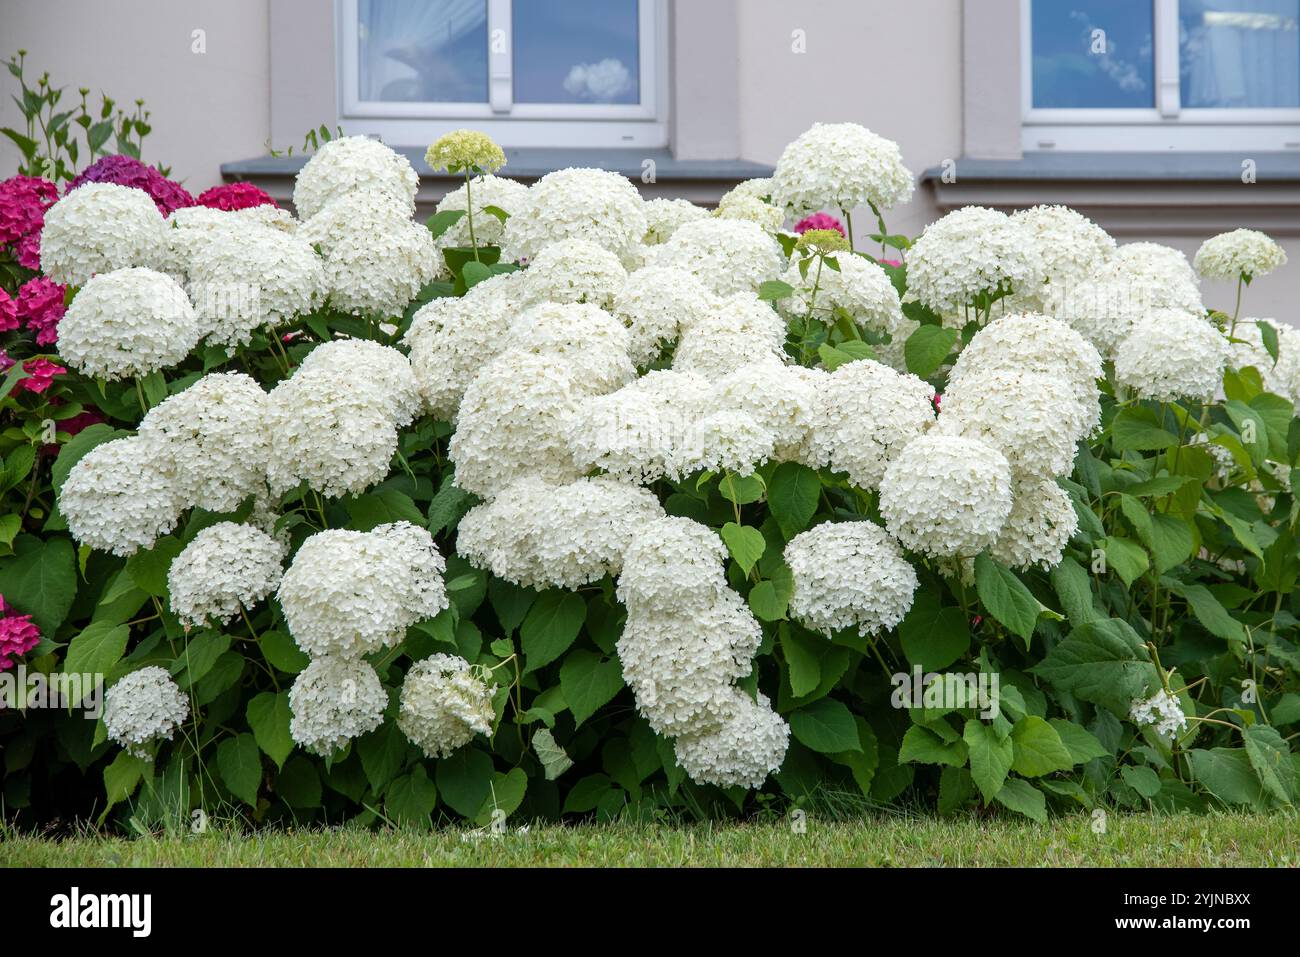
1,0,1295,318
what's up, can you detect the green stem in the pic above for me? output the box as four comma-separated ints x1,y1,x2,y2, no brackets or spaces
464,169,480,263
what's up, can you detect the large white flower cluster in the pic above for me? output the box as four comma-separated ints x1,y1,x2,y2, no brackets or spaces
1228,318,1300,403
642,197,710,245
501,167,647,266
398,654,496,758
784,521,918,637
186,223,325,348
299,188,438,317
278,522,448,658
519,238,627,308
906,206,1045,314
432,173,529,250
1114,309,1228,402
1009,205,1115,311
990,479,1079,571
288,655,387,756
1129,689,1187,741
137,372,271,512
292,135,419,221
61,436,182,557
265,340,417,497
647,218,785,298
40,182,167,286
806,359,935,489
880,433,1013,559
777,251,904,336
770,122,914,214
103,666,190,758
672,292,788,379
612,265,717,366
57,267,201,380
1194,228,1287,281
167,522,285,628
160,204,299,281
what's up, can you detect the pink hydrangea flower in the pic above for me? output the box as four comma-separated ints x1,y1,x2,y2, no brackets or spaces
15,277,67,346
66,155,195,215
0,287,17,332
0,595,41,671
793,212,846,237
14,357,66,395
0,175,58,246
932,393,942,413
0,349,12,373
879,258,902,268
197,182,278,212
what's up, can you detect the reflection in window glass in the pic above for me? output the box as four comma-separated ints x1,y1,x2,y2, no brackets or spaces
513,0,640,104
1031,0,1155,107
1180,0,1300,107
358,0,488,103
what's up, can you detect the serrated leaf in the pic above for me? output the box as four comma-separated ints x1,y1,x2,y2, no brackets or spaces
964,719,1014,802
217,733,262,806
766,462,820,540
520,591,587,673
1009,716,1075,777
720,522,765,576
247,691,294,769
532,727,573,780
904,325,959,378
559,651,623,727
789,698,860,753
994,778,1047,822
898,724,969,767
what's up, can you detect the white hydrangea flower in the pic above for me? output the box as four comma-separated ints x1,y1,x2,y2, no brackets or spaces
946,311,1103,434
398,654,495,758
879,433,1013,559
103,666,190,758
501,167,647,266
433,173,529,249
990,479,1079,571
264,368,400,499
1114,310,1229,402
715,195,785,231
278,522,447,658
806,359,935,490
770,122,914,214
1190,432,1237,481
616,589,763,738
937,366,1092,479
61,436,182,557
784,520,918,637
1194,228,1287,281
449,351,590,498
289,655,387,755
617,516,729,615
519,237,627,308
672,292,788,379
1227,318,1300,403
39,182,166,285
1079,242,1204,319
160,204,300,280
402,270,525,420
186,224,325,348
672,689,789,789
642,197,709,245
612,265,717,366
136,372,271,512
647,218,786,298
300,192,438,316
777,251,904,336
57,267,202,381
713,359,823,464
167,522,285,628
718,177,775,207
1129,688,1187,741
507,301,635,394
906,206,1046,314
1053,275,1153,360
457,476,664,589
1008,204,1115,310
292,135,419,221
671,408,776,479
295,339,421,427
565,385,679,484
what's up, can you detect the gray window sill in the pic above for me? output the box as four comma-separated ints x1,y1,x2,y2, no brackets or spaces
919,152,1300,237
221,147,773,209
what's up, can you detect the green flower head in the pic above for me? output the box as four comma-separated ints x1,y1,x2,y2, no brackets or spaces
796,228,850,255
425,129,506,174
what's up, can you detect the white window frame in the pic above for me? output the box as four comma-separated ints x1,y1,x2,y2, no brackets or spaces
336,0,669,147
1021,0,1300,151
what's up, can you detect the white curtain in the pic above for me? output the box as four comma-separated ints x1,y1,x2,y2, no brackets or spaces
358,0,487,102
1181,0,1300,107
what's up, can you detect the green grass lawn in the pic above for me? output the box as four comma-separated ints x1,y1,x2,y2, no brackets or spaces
3,811,1296,867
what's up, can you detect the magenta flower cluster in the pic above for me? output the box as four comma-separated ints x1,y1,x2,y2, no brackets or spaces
66,154,195,215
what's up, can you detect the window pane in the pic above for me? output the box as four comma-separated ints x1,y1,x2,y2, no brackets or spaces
1180,0,1300,107
1031,0,1156,107
513,0,640,104
358,0,488,103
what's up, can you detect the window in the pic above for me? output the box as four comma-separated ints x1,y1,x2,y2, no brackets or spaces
338,0,669,147
1022,0,1300,150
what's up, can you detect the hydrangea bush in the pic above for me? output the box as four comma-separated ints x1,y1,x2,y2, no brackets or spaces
1,120,1298,831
